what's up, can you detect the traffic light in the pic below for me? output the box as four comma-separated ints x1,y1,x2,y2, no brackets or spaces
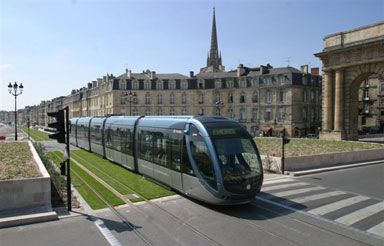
283,136,290,144
60,161,66,176
47,109,65,143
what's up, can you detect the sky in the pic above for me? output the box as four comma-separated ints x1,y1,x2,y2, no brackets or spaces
0,0,383,111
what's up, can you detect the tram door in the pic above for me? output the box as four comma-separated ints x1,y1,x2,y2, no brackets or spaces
169,132,183,191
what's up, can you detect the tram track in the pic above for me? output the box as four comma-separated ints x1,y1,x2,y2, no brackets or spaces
68,151,223,246
51,152,155,246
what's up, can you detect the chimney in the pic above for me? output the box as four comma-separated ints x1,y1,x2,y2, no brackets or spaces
237,64,245,77
260,65,269,75
126,69,132,79
190,71,194,77
301,65,308,74
150,71,156,79
88,82,92,89
311,67,319,75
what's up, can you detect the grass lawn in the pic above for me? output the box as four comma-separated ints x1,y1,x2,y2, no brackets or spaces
19,126,53,141
71,149,175,200
47,151,125,209
254,137,384,157
0,142,41,180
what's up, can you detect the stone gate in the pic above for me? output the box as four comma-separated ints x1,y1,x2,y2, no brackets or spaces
315,21,384,140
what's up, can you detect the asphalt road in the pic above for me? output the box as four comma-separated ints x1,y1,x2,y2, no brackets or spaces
296,162,384,200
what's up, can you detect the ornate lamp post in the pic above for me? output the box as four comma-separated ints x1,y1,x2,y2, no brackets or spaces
125,90,136,116
215,100,224,116
8,82,23,141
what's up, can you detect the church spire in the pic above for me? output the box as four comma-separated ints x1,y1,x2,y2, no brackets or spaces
200,8,225,73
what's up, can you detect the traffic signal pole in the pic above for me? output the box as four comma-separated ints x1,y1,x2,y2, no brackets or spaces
65,106,71,211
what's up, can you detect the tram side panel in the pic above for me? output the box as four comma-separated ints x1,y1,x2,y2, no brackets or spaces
76,118,92,151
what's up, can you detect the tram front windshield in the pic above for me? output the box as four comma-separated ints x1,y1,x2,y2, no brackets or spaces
205,122,262,194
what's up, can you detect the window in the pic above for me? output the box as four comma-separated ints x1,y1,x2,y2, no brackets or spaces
133,95,138,104
198,94,204,104
181,81,188,89
182,108,187,115
145,108,151,116
311,108,315,122
199,108,204,115
381,82,384,92
252,91,258,103
215,108,221,116
169,80,176,90
311,90,315,102
252,108,258,121
157,108,162,116
265,108,271,122
266,90,271,103
170,93,175,104
240,79,246,88
189,125,216,188
302,108,307,121
182,93,187,104
215,93,221,103
198,79,205,89
145,81,151,90
228,109,234,119
145,93,151,104
132,81,139,90
170,108,175,115
240,108,246,121
120,80,126,90
133,108,139,116
240,92,245,103
215,79,222,89
227,80,233,88
120,94,126,105
279,76,284,85
157,94,162,104
381,98,384,105
169,133,182,171
278,107,285,122
266,77,271,85
303,90,307,102
140,130,153,161
279,90,284,102
228,93,233,103
157,81,163,90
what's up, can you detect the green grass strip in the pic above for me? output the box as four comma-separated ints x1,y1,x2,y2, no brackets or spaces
72,149,175,200
19,127,53,141
71,153,132,195
47,151,125,209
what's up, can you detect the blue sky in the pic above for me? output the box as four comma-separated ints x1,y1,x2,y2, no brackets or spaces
1,0,383,111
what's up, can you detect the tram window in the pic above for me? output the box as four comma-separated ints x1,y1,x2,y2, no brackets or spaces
140,130,153,161
105,126,112,148
153,131,168,167
182,136,195,176
189,125,216,188
91,124,102,145
169,134,182,171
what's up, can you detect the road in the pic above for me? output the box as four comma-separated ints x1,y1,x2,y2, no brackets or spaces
1,167,383,246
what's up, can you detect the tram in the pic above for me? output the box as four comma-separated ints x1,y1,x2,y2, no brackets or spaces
70,116,263,205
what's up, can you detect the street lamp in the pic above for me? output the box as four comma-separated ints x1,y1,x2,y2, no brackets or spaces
8,82,23,141
215,100,224,116
124,90,136,116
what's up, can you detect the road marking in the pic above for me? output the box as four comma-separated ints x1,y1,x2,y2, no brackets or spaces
263,186,326,198
94,218,122,246
367,221,384,236
335,201,384,226
262,182,308,192
263,178,294,185
281,190,346,206
308,196,370,216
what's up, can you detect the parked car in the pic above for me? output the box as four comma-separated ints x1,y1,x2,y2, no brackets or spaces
305,133,319,139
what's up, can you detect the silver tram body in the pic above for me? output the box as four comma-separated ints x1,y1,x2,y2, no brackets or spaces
70,116,264,205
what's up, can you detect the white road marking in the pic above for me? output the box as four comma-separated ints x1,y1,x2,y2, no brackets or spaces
264,186,326,198
367,221,384,236
335,201,384,226
94,218,122,246
282,190,346,206
262,182,308,192
263,178,294,185
308,196,370,216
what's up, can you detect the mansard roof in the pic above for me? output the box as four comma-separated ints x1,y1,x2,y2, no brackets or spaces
117,72,188,80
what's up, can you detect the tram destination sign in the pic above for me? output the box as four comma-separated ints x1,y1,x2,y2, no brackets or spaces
210,128,238,136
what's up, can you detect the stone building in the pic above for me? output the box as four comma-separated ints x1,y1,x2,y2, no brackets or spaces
8,8,322,137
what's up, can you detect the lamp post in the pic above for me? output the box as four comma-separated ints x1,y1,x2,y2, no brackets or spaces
215,100,224,116
8,82,23,141
125,90,136,116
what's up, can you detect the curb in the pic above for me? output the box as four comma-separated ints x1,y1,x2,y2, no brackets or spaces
287,160,384,176
0,211,58,229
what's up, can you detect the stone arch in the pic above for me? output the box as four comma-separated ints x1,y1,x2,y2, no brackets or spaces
315,22,384,140
344,62,384,140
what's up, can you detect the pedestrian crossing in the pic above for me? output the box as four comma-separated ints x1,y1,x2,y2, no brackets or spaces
259,178,384,239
